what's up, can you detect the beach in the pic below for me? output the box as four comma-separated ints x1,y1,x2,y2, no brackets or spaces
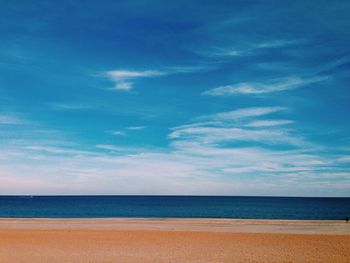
0,218,349,262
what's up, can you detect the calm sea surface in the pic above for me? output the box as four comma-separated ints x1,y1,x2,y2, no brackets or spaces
0,196,349,220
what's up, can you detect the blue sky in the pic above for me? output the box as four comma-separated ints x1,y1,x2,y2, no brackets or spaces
0,0,350,196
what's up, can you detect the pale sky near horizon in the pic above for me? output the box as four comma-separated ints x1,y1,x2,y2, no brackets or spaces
0,0,350,196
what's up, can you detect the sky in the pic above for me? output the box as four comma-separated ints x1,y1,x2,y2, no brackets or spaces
0,0,350,196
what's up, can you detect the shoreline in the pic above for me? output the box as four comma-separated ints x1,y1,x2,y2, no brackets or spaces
0,218,349,234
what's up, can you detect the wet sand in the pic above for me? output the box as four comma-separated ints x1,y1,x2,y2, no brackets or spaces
0,218,349,262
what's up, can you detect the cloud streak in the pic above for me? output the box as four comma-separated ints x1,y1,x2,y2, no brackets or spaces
0,114,26,125
127,126,145,130
203,76,328,96
198,39,305,58
207,107,286,121
103,65,213,91
170,106,304,146
245,120,294,127
105,70,164,91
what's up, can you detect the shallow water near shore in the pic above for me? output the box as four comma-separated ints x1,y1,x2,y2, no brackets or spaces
1,196,350,219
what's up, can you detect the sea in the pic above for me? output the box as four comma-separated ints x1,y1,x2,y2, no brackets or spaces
0,196,349,220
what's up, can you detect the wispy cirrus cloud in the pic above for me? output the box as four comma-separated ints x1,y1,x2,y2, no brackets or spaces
126,126,145,130
0,114,27,125
24,145,95,157
170,106,303,146
203,76,328,96
336,156,350,163
106,70,164,79
197,39,305,58
48,102,93,110
165,65,214,74
245,120,294,127
197,47,243,58
169,126,304,146
203,107,286,121
106,130,126,136
106,126,145,137
171,107,286,131
255,39,304,48
105,69,164,91
95,144,143,153
103,64,213,91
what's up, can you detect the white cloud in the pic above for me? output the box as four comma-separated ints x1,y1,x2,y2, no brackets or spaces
105,127,145,137
170,107,301,145
245,120,294,127
256,39,304,48
203,76,328,96
106,70,164,80
337,156,350,163
49,103,92,110
105,69,164,91
171,121,222,131
197,47,244,58
0,131,348,195
165,65,213,74
0,114,25,125
208,107,285,120
0,106,348,196
169,106,307,147
103,65,213,91
172,107,286,132
169,126,304,146
127,126,145,130
198,39,305,59
96,144,129,152
114,81,133,91
24,146,93,156
108,130,126,136
2,137,346,195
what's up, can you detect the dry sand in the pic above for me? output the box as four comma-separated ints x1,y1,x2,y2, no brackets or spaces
0,218,349,262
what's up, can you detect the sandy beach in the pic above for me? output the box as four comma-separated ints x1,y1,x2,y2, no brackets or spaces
0,218,349,262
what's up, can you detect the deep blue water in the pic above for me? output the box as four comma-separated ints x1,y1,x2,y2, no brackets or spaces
0,196,349,220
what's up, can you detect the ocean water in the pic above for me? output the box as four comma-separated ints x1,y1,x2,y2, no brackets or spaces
0,196,349,220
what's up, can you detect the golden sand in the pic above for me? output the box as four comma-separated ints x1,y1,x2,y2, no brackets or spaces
0,219,349,263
